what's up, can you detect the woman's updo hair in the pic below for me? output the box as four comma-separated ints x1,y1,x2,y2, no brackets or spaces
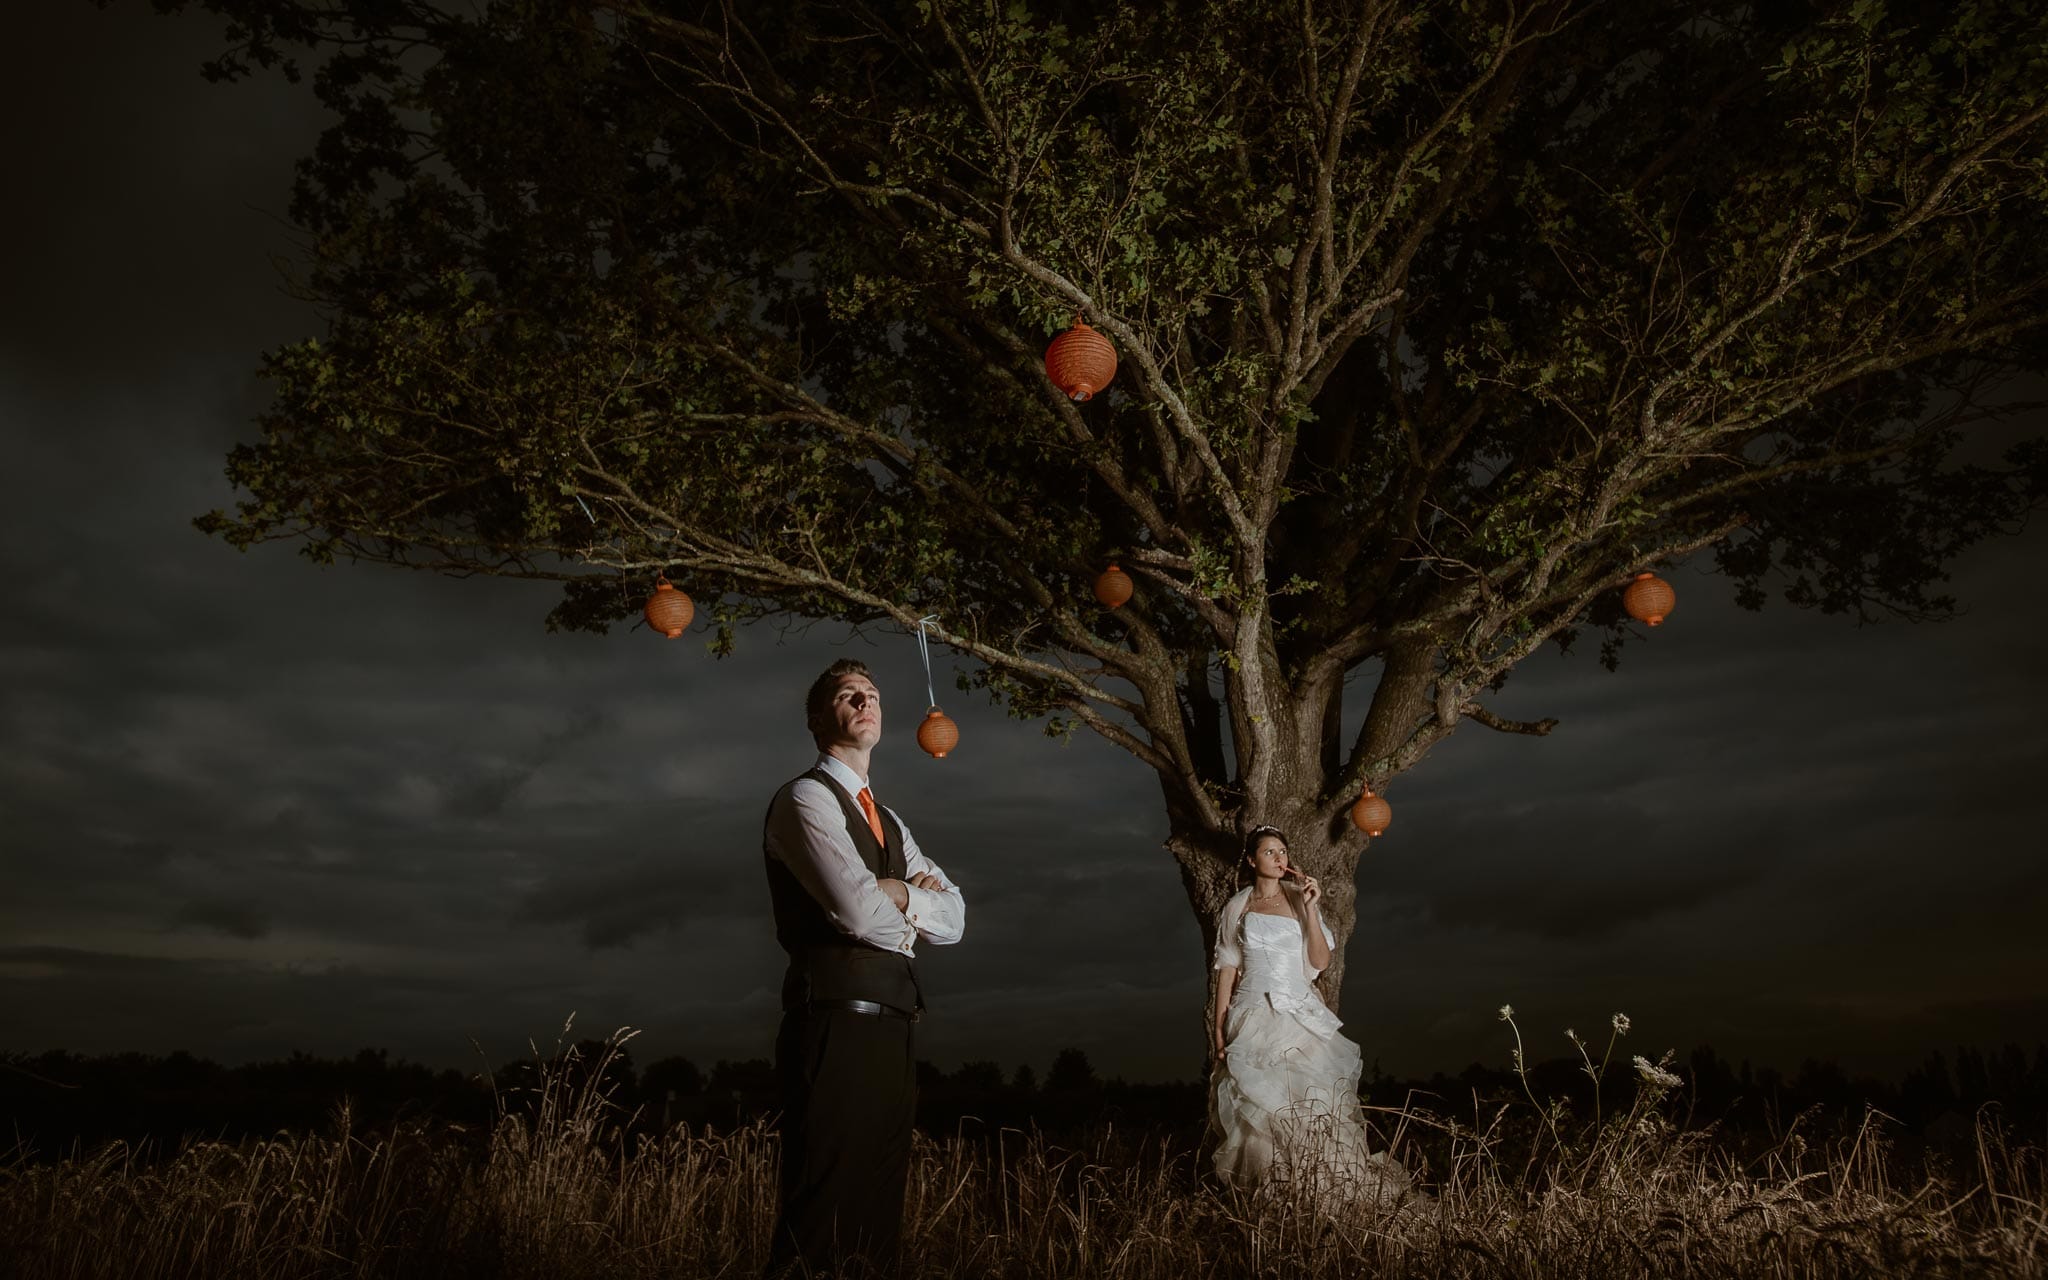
1237,824,1289,887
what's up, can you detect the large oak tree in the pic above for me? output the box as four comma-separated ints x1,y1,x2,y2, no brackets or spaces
152,0,2048,1000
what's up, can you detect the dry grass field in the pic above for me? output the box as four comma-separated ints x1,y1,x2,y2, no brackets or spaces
4,1027,2044,1279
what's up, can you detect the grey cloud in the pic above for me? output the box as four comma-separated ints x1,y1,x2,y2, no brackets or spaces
172,898,272,940
513,813,764,950
438,706,613,821
0,946,175,977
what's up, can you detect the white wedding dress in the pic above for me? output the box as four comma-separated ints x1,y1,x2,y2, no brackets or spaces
1209,885,1412,1208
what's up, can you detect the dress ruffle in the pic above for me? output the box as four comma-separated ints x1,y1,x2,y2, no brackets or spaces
1262,987,1344,1040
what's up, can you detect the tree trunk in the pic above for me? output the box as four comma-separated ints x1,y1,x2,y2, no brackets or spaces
1169,635,1442,1063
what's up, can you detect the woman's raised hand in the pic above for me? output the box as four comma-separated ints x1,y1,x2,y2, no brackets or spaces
1293,872,1321,908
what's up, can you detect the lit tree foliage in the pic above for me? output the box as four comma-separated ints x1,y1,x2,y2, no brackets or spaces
156,0,2048,997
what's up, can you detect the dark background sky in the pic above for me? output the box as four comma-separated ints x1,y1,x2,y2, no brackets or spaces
4,3,2045,1085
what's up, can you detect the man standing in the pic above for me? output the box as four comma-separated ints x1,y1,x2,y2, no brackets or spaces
762,658,966,1277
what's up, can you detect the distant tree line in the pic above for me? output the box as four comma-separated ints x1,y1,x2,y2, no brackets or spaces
5,1040,2044,1161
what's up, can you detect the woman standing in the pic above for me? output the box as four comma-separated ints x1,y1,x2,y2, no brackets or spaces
1208,825,1410,1206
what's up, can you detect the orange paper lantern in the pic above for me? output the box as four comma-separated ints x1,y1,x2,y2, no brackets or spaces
1044,317,1118,401
643,577,694,638
1622,572,1676,627
916,707,960,759
1094,563,1134,609
1350,786,1392,837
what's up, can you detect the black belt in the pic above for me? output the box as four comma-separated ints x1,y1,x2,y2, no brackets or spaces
803,998,920,1022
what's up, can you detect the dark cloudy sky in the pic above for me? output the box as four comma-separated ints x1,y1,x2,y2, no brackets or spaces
4,3,2045,1085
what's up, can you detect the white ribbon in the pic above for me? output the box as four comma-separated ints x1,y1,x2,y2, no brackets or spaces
914,614,940,708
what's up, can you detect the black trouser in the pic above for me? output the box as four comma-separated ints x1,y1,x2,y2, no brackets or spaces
767,1006,917,1278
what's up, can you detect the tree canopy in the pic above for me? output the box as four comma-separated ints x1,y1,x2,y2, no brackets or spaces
159,0,2048,988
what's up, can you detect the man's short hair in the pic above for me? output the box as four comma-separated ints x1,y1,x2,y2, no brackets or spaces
805,658,877,736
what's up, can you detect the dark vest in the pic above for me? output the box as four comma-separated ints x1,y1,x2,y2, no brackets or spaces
764,768,924,1013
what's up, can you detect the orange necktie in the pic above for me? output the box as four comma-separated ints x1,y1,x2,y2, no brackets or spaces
857,787,886,845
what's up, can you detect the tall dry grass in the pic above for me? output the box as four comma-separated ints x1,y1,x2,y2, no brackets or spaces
4,1023,2045,1279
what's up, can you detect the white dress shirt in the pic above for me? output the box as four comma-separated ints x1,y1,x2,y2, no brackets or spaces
763,753,966,956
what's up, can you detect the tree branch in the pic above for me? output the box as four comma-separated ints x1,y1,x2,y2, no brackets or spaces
1460,701,1559,736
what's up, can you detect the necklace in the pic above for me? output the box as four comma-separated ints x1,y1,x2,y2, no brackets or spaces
1250,885,1285,909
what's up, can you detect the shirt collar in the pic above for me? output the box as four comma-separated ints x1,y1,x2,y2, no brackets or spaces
813,753,870,799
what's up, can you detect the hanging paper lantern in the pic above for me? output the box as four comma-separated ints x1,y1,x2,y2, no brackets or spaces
1350,786,1392,837
1044,317,1118,401
1622,572,1676,627
1094,563,1134,609
643,576,695,638
916,707,960,759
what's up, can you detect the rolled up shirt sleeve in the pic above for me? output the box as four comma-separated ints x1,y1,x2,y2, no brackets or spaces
892,808,965,945
765,779,916,955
